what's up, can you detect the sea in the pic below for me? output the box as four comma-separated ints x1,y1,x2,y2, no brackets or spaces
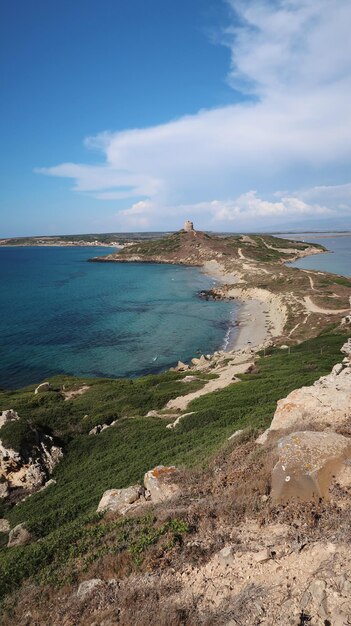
0,246,236,389
286,233,351,276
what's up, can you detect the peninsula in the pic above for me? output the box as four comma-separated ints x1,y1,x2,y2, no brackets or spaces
91,221,351,347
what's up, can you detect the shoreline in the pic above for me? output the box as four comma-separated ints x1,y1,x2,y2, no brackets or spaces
201,261,286,356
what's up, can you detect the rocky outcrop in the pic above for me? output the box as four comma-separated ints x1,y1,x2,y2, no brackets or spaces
271,431,351,503
7,523,32,547
258,339,351,443
0,410,62,498
0,519,10,533
97,485,145,515
144,465,181,503
77,579,104,599
97,465,181,515
89,420,116,436
0,410,20,428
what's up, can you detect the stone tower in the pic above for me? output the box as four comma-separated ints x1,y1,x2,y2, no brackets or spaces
183,220,194,232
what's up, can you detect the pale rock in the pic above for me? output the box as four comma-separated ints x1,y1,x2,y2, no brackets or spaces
0,482,9,498
97,485,144,514
0,431,63,496
341,338,351,355
228,429,244,441
271,431,351,503
144,465,181,503
181,375,200,383
77,579,104,598
218,546,235,567
34,382,52,394
266,364,351,434
7,523,32,547
252,548,271,563
331,362,344,375
173,361,189,372
0,519,10,533
0,410,20,429
146,410,160,418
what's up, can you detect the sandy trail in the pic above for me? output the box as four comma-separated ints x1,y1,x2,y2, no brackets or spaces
304,296,350,315
166,355,254,412
302,271,315,290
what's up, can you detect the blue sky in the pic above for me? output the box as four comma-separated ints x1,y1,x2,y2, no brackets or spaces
1,0,351,236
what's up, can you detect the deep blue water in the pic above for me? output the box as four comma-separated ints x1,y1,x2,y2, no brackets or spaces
0,247,236,389
285,234,351,277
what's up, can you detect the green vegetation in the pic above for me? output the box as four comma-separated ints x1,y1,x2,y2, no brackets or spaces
332,276,351,288
0,330,349,602
0,371,207,448
118,232,182,257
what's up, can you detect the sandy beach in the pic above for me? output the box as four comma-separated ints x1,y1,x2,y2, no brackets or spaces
202,261,287,354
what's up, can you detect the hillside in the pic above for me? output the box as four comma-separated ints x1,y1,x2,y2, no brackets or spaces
92,229,351,344
0,228,350,624
0,330,350,624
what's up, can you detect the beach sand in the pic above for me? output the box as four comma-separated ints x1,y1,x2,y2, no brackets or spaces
202,261,287,354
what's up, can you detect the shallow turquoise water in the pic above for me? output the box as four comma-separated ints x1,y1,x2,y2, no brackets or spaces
0,247,236,389
287,234,351,277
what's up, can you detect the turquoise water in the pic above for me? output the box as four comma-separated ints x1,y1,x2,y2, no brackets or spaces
0,247,236,389
286,234,351,277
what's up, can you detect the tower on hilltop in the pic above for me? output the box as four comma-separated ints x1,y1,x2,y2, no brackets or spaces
183,220,194,232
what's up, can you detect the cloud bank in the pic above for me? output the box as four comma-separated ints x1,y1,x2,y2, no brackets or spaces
37,0,351,230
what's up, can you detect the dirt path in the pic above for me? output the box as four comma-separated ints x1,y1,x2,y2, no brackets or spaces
303,296,350,315
166,356,254,412
302,271,315,290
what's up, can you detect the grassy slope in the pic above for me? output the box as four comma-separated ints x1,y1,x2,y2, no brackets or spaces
0,330,348,600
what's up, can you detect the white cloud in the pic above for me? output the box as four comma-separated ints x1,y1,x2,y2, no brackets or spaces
37,0,351,229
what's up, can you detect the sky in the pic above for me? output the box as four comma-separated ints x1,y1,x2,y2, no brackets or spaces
1,0,351,236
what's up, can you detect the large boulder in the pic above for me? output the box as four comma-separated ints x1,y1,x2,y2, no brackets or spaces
97,485,145,515
144,465,181,503
271,431,351,503
7,523,32,547
258,343,351,443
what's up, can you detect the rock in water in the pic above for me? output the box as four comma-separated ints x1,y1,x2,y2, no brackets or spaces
143,465,181,503
271,431,351,503
7,523,32,547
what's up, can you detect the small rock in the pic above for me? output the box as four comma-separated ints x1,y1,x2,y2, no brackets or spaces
0,482,9,499
0,519,10,533
331,363,343,375
173,361,189,372
77,579,104,598
228,429,244,441
144,465,181,503
97,485,144,514
0,410,20,429
218,546,235,567
252,548,271,563
7,523,32,547
34,382,52,394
